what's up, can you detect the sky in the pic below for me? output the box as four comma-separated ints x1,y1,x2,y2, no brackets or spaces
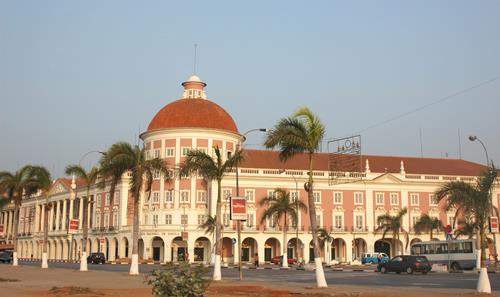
1,1,499,177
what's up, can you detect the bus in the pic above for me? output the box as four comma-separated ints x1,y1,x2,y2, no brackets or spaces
410,239,477,271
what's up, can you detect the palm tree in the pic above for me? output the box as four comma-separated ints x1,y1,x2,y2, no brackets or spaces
317,228,333,264
199,214,217,265
413,214,443,240
179,146,243,281
65,165,100,271
454,219,476,239
264,107,328,287
0,166,40,266
259,188,307,268
435,166,497,293
99,142,170,275
30,166,53,269
375,207,409,258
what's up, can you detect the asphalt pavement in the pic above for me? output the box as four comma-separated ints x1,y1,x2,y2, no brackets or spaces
8,260,500,292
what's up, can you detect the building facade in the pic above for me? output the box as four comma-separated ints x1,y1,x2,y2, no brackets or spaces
1,75,499,265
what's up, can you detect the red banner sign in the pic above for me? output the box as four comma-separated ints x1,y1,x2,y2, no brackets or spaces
68,219,79,234
230,196,247,221
490,216,499,233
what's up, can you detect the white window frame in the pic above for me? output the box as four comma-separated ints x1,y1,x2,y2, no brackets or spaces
410,193,420,206
246,212,255,228
223,213,231,227
152,191,160,203
333,192,343,204
197,214,205,226
165,147,175,157
95,194,101,208
154,148,161,159
103,213,109,228
105,193,110,206
197,191,207,203
164,191,174,203
181,147,191,156
334,214,343,229
180,190,190,203
429,194,438,206
375,193,385,205
114,191,120,205
390,192,399,205
355,214,364,229
153,214,159,226
290,190,300,202
197,147,208,154
245,189,255,202
223,189,232,201
354,192,363,205
112,212,118,227
181,214,188,226
412,215,419,228
267,190,276,199
153,170,161,180
313,191,321,204
165,214,172,224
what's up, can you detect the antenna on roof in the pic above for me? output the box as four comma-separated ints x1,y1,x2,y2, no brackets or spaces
458,128,462,159
193,44,198,75
419,127,424,158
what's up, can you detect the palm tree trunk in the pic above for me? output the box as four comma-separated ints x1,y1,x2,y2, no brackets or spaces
213,179,222,280
477,226,491,293
308,154,327,287
12,201,19,266
80,190,89,271
282,212,288,268
42,198,49,268
130,189,140,275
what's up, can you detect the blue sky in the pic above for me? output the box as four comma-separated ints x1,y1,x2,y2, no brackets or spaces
1,1,499,177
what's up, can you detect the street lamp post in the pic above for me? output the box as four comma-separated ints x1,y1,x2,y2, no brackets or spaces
469,135,497,268
236,128,267,280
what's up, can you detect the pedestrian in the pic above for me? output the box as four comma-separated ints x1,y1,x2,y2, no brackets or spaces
377,253,382,263
185,252,189,263
254,253,259,267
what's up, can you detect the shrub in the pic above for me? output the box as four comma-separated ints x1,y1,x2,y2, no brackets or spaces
146,262,211,297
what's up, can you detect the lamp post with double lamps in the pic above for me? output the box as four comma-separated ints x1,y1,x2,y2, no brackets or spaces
235,128,267,280
469,135,497,267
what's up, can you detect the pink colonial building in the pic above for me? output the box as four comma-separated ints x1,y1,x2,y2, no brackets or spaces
1,75,499,265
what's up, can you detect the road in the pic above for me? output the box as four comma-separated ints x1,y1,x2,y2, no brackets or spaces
9,260,500,292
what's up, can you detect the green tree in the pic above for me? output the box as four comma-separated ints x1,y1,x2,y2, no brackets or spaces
264,107,328,287
376,207,409,257
65,165,100,271
413,214,443,240
317,228,333,264
179,147,243,281
198,214,217,264
454,219,476,239
259,188,307,268
0,166,40,266
99,142,170,275
435,166,497,293
30,166,53,269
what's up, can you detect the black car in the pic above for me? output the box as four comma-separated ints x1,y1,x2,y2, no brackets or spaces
0,251,12,263
87,252,106,264
378,255,432,274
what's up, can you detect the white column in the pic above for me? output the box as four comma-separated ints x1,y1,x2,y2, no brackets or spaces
69,199,74,220
87,200,91,228
78,198,83,229
40,205,45,232
61,200,67,230
55,201,61,231
49,203,55,231
8,210,13,236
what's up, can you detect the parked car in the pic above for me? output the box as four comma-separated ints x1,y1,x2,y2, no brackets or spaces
361,252,389,264
0,251,12,263
87,252,106,264
271,255,297,265
378,255,432,274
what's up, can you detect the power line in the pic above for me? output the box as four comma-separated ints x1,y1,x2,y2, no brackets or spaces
353,75,500,134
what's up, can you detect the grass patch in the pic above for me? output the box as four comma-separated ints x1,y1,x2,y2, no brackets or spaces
0,277,20,282
49,286,100,296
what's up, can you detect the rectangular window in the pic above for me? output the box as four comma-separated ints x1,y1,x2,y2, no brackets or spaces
105,193,110,206
376,193,384,205
103,214,109,228
354,192,363,205
223,213,231,226
153,170,161,180
290,190,299,202
246,213,254,227
153,214,158,226
223,189,232,201
197,191,207,203
153,192,160,203
113,212,118,227
143,214,148,225
165,148,175,157
197,214,205,226
164,191,174,203
412,216,419,227
145,150,151,160
267,190,276,199
197,147,208,154
165,214,172,225
181,214,188,226
181,147,191,156
245,189,255,202
355,215,363,228
154,149,161,158
333,192,343,204
95,214,101,228
429,194,438,206
96,194,101,208
316,215,322,227
114,191,120,205
180,191,190,203
390,193,399,205
313,192,321,204
410,193,420,206
334,215,343,228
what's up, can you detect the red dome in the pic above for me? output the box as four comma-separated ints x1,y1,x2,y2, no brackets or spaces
147,99,239,133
